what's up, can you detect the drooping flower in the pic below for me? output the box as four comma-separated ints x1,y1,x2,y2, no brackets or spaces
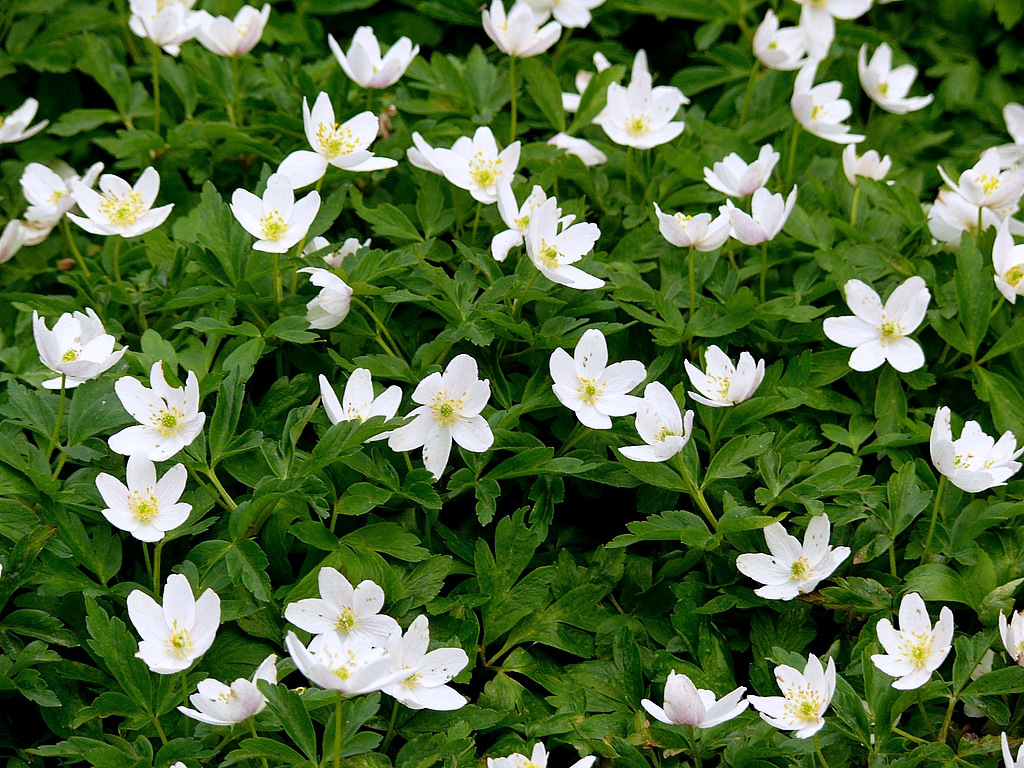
482,0,562,58
128,0,210,56
999,610,1024,667
641,671,748,728
550,328,646,430
822,276,930,373
871,592,954,690
752,10,823,71
277,93,397,189
21,161,104,229
562,52,612,112
230,172,320,252
704,144,780,198
297,267,353,330
1003,733,1024,768
95,454,191,543
67,167,174,238
683,345,765,407
108,361,206,461
547,133,607,166
431,126,520,204
178,655,277,725
487,743,596,768
929,406,1023,492
993,219,1024,303
524,197,604,289
32,308,127,389
386,355,494,480
284,567,400,646
858,43,933,115
127,573,221,674
319,370,402,436
521,0,605,28
842,145,892,187
748,654,836,738
327,27,419,89
0,97,48,144
653,204,730,251
303,236,370,268
791,63,864,145
619,382,694,463
0,220,48,263
736,514,850,600
381,615,469,710
594,49,688,150
722,186,798,246
927,189,1002,245
195,4,270,57
938,148,1024,214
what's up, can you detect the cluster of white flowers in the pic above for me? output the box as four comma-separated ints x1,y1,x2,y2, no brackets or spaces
128,0,270,57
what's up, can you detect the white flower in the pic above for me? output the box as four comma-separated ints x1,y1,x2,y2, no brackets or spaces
1004,733,1024,768
0,219,53,263
997,103,1024,167
178,654,277,725
999,611,1024,667
822,276,930,373
488,743,595,768
278,93,397,189
938,148,1024,213
858,43,933,115
108,361,206,461
791,63,864,145
653,204,730,251
641,671,748,728
871,592,954,690
319,370,401,437
594,50,687,149
0,98,48,144
32,308,126,389
304,236,370,268
96,455,191,543
381,615,469,711
284,567,400,646
128,0,210,56
521,0,605,28
21,161,104,229
549,328,645,430
704,144,780,198
386,355,494,481
67,167,174,238
930,406,1023,492
562,52,612,111
994,219,1024,303
328,27,419,89
927,189,1002,245
748,654,836,738
127,573,220,674
297,267,353,330
492,184,568,262
736,514,850,600
620,382,694,463
230,172,320,252
752,10,819,71
547,133,607,166
684,345,765,407
286,631,403,695
482,0,562,58
432,126,520,204
722,185,798,245
524,197,604,289
407,132,470,175
793,0,871,56
842,145,892,187
195,4,270,57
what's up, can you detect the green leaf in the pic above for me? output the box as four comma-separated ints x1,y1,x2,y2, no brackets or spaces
702,433,775,487
349,188,423,244
209,366,249,465
342,523,430,562
608,509,713,549
902,564,974,608
520,58,565,132
226,540,273,602
257,682,319,763
223,737,313,767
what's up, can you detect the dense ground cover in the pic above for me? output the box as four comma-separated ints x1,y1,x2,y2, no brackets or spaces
4,0,1024,767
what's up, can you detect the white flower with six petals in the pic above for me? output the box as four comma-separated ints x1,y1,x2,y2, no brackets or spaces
68,167,174,238
382,615,469,711
871,592,953,690
96,455,191,543
930,406,1023,492
432,126,520,204
230,172,321,253
32,308,126,389
722,186,798,246
858,43,933,115
704,144,780,198
594,50,687,150
524,197,604,289
127,573,220,674
684,345,765,408
748,654,836,738
284,567,400,646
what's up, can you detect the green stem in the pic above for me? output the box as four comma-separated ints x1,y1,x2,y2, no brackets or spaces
921,474,947,562
511,270,540,320
937,694,958,744
352,297,406,362
204,467,238,511
230,55,241,125
707,409,726,455
888,540,898,578
813,734,831,768
471,200,483,245
152,539,164,594
509,56,518,145
112,237,124,285
46,376,67,469
892,726,928,745
688,246,696,310
180,670,189,707
60,218,90,277
334,691,343,768
672,452,718,529
152,715,168,745
784,123,801,189
850,186,862,226
738,62,760,126
759,241,768,303
151,41,161,136
142,540,153,586
273,252,283,306
402,451,414,473
329,498,342,534
249,718,269,768
625,146,633,197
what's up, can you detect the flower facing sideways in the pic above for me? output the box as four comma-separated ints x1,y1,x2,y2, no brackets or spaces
304,236,370,268
328,26,419,89
482,0,562,59
858,43,933,115
653,204,730,251
21,161,104,229
619,382,694,463
387,355,494,480
722,186,798,246
938,148,1024,214
284,567,400,646
752,10,820,71
128,0,209,56
230,173,320,252
195,4,270,57
297,267,353,330
382,615,469,710
524,197,604,289
33,308,126,389
641,670,748,728
993,219,1024,303
127,573,220,674
684,345,765,407
928,188,1002,245
68,167,174,238
0,97,48,144
492,184,569,262
999,610,1024,667
108,361,206,461
748,654,836,738
286,631,403,695
822,276,930,373
871,592,953,690
178,655,277,725
547,133,607,166
550,328,646,430
736,514,850,600
488,743,596,768
842,145,892,187
432,126,520,204
704,144,780,198
791,63,864,145
594,49,688,150
930,406,1023,492
320,370,402,435
95,455,191,543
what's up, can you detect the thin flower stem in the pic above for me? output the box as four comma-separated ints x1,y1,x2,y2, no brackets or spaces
892,726,928,745
334,691,344,768
738,62,760,126
850,186,862,226
152,539,164,594
672,452,718,530
917,690,938,740
707,411,726,456
46,376,67,471
112,237,124,285
785,123,801,189
61,218,90,277
921,474,947,562
759,241,769,303
366,87,374,115
471,200,483,245
213,728,238,753
977,206,984,239
151,41,161,137
937,694,958,743
180,670,189,707
688,246,696,310
509,56,518,145
142,540,153,585
888,541,898,578
402,451,414,472
380,699,401,751
352,297,407,362
249,717,269,768
230,55,242,126
625,146,633,197
813,733,831,768
152,715,168,745
204,467,238,511
511,270,540,320
273,252,283,307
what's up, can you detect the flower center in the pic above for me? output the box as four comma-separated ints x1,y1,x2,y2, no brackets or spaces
707,373,731,402
259,211,288,241
782,684,824,725
469,153,503,188
317,122,357,158
953,451,975,469
673,213,694,225
335,608,356,632
100,191,146,227
401,672,422,689
151,406,186,438
1006,265,1024,287
810,104,824,121
333,666,351,680
898,633,934,669
50,189,67,204
577,376,603,404
61,348,79,362
655,427,675,442
514,214,530,231
876,82,889,98
878,318,903,344
626,116,650,137
790,557,810,580
537,238,562,269
430,392,462,426
129,490,161,523
166,622,194,659
979,174,1000,196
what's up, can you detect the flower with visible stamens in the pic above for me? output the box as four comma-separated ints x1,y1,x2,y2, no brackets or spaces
68,167,173,238
594,49,687,149
684,345,765,407
381,615,468,710
127,573,220,674
871,592,953,690
178,655,277,725
432,126,520,204
285,566,400,646
791,62,864,145
319,370,402,440
930,406,1023,492
858,43,933,115
195,4,270,56
32,308,126,389
993,219,1024,304
482,0,562,58
96,454,191,542
230,172,320,253
524,196,604,289
286,631,405,695
748,654,836,738
999,611,1024,668
619,382,694,463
